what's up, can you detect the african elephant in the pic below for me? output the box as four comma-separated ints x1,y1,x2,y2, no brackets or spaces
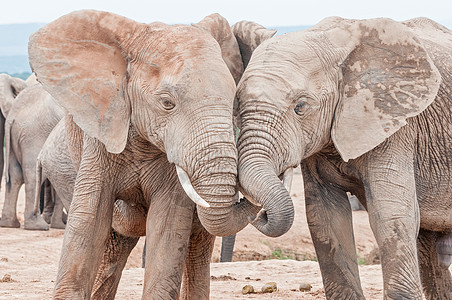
25,73,39,86
0,74,27,188
219,20,277,262
28,10,261,298
0,84,64,230
236,17,452,299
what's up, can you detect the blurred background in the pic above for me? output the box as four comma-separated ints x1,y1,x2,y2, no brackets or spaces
1,0,451,79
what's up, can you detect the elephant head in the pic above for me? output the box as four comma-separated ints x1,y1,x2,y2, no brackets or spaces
28,10,259,236
237,17,440,237
0,73,27,118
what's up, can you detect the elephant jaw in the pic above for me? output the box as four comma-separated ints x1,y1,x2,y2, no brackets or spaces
175,165,210,208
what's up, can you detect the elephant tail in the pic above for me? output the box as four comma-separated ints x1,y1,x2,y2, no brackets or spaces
33,159,44,216
4,119,13,184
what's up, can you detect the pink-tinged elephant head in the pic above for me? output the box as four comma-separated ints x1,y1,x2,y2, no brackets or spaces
28,10,261,236
236,17,440,237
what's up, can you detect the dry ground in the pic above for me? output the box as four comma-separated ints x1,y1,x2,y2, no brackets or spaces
0,167,389,299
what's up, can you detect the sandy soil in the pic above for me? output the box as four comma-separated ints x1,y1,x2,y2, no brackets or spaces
0,167,386,299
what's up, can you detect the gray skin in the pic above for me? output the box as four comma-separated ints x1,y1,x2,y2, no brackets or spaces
28,10,263,299
218,20,277,263
0,84,64,230
0,74,27,189
236,17,452,299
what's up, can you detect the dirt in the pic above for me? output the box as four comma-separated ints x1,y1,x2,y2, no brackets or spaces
0,167,389,299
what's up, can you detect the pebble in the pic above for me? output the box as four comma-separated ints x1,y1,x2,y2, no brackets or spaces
1,274,12,282
299,282,312,292
261,282,277,293
242,284,255,294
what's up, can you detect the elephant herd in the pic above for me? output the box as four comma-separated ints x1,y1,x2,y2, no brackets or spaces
0,9,451,299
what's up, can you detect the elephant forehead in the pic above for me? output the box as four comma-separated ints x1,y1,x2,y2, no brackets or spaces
129,25,221,73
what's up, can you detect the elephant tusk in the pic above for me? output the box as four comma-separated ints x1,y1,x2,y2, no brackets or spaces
282,167,294,194
175,165,210,208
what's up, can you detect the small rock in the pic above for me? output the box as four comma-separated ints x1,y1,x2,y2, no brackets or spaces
242,284,255,294
245,276,251,280
1,274,12,282
299,282,312,292
0,257,8,262
261,282,277,293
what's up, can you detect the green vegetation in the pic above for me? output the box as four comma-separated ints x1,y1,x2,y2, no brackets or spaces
357,254,366,265
271,248,292,260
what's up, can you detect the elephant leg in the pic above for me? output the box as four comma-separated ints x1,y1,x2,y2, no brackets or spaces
91,229,139,300
361,146,423,299
142,241,146,268
417,229,452,299
181,212,215,300
220,234,236,262
50,192,66,229
0,151,23,228
301,160,365,299
54,139,115,299
42,180,54,224
142,187,195,299
23,166,48,230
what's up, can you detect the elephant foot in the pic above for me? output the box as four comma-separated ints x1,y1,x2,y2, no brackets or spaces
0,216,21,228
24,215,49,231
50,221,66,230
42,212,52,224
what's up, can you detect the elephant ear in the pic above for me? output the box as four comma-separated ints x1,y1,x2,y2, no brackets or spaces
231,21,277,68
0,74,26,117
193,13,244,84
10,77,27,97
28,10,143,154
331,18,441,162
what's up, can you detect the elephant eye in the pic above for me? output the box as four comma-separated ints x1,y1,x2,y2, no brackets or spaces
158,93,176,110
161,98,175,110
294,98,308,115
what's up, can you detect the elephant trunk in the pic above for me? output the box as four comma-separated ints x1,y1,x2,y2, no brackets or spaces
172,110,260,237
238,125,295,237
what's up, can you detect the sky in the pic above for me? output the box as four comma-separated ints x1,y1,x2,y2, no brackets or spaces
2,0,452,28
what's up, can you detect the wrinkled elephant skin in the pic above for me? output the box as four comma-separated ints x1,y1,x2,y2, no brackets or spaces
237,17,452,299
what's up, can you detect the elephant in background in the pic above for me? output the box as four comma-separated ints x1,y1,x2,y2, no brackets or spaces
0,84,64,230
236,17,452,299
29,10,262,299
25,73,39,86
0,74,27,189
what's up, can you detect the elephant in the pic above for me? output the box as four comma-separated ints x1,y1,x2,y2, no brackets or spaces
0,84,65,230
219,20,277,263
28,10,265,299
236,17,452,299
0,73,27,188
25,73,39,86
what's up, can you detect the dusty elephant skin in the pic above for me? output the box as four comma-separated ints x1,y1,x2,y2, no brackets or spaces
237,17,452,299
28,10,262,299
0,84,64,230
0,74,26,193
